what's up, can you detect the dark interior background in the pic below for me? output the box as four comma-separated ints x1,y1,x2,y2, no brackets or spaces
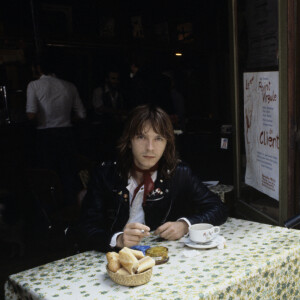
0,0,233,183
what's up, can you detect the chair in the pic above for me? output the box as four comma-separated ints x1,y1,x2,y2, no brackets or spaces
284,214,300,229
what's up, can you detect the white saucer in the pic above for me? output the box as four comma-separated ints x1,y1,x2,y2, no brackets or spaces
184,235,221,249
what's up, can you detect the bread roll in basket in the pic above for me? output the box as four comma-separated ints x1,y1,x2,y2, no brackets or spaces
106,247,155,286
106,265,152,286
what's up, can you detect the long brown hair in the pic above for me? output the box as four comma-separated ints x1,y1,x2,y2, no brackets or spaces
117,104,178,180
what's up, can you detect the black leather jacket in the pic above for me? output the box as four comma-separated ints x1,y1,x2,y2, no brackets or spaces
68,161,228,252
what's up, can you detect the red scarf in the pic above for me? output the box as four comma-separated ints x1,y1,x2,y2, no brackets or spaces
131,163,158,206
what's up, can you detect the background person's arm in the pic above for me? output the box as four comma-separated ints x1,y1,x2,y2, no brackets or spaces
72,85,86,120
26,82,38,122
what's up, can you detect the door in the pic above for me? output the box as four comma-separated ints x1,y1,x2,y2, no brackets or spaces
229,0,299,225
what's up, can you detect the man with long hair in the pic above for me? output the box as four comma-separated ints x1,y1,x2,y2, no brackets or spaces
69,104,227,251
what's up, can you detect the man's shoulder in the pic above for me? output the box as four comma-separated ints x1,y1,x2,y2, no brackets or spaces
168,160,194,181
56,77,76,88
94,161,119,176
91,161,123,187
29,75,60,85
174,160,191,172
98,160,117,168
27,78,43,88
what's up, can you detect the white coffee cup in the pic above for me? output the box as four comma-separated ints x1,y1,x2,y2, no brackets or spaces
189,223,220,243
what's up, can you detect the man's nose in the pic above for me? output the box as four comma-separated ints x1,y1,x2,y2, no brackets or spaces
146,139,154,150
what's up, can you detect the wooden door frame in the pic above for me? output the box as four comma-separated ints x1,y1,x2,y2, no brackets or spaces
295,0,300,216
229,0,298,225
283,0,297,223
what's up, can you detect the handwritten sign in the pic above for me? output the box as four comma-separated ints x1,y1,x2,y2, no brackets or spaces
244,72,279,200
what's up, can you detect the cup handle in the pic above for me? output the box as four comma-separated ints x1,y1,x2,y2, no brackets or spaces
213,226,220,235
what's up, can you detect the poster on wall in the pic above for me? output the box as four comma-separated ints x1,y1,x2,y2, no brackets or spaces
244,71,279,200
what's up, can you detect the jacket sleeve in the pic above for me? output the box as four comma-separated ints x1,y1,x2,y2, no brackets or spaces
174,164,228,226
66,166,115,252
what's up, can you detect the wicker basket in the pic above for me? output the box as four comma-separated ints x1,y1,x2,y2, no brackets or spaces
106,265,152,286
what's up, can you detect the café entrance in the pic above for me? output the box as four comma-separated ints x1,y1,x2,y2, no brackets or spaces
229,0,300,226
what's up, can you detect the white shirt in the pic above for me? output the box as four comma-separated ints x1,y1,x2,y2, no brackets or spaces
126,171,158,224
109,171,191,247
26,75,86,129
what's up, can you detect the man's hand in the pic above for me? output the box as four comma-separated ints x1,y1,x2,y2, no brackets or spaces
154,221,189,240
116,223,150,248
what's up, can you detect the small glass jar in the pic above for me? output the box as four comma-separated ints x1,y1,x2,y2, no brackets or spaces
146,246,169,265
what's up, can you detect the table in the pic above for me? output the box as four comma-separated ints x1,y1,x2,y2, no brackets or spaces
5,218,300,299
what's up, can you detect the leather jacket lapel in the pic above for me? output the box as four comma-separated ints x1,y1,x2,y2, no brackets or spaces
146,174,170,201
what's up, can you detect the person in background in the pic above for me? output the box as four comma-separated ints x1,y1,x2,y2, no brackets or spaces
67,104,227,252
128,56,173,114
91,68,126,160
92,68,125,120
26,56,86,208
162,70,186,130
127,56,150,109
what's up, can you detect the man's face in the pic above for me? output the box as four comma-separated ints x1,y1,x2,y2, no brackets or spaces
107,72,120,89
131,122,167,170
